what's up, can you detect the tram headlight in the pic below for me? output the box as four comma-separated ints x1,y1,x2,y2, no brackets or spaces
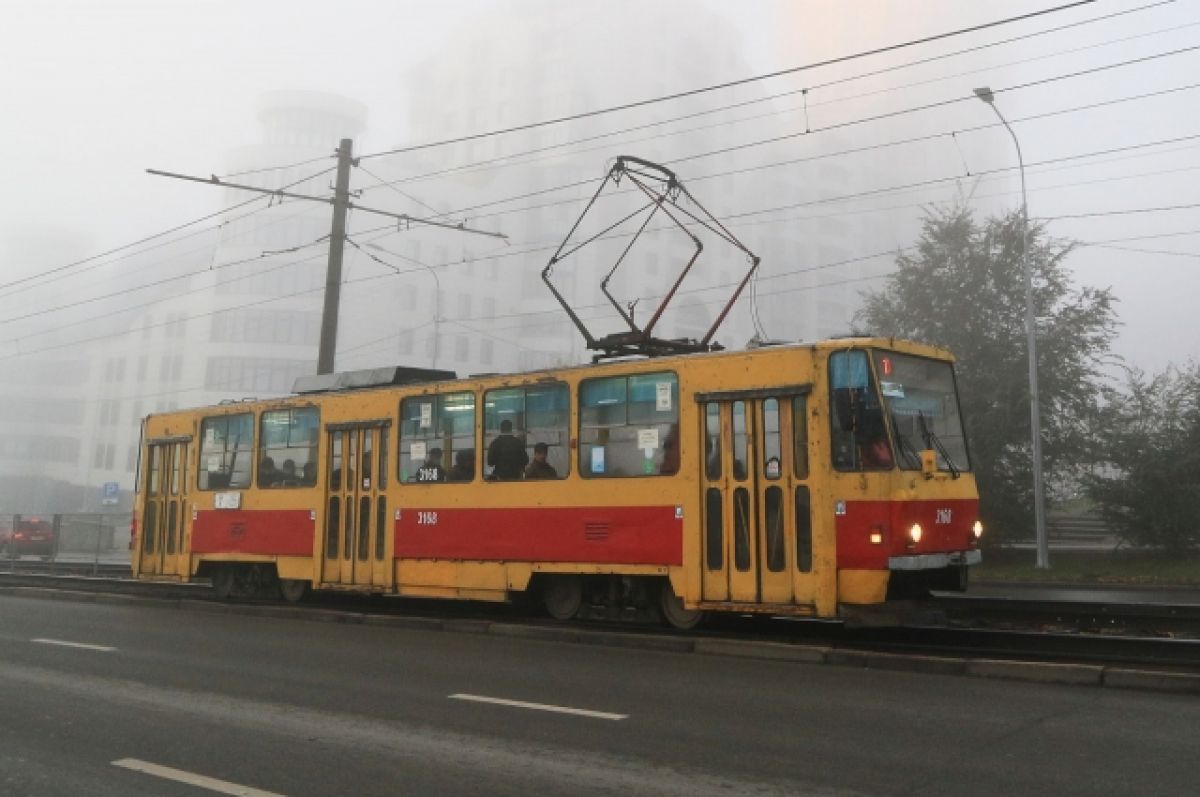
908,523,923,545
972,520,984,541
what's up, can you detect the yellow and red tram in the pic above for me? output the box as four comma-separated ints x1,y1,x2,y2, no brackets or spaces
132,337,982,628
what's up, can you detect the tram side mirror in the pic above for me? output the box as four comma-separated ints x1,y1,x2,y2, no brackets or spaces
920,449,937,478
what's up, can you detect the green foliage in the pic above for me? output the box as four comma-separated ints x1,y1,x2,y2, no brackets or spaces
1087,363,1200,553
856,206,1117,541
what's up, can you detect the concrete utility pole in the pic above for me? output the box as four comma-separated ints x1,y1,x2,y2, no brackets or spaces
317,139,354,375
148,146,506,378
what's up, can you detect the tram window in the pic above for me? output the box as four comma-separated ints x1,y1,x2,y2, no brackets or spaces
400,392,476,483
259,408,319,488
580,372,679,478
704,403,721,480
484,383,569,480
343,499,353,560
143,502,157,554
765,486,785,572
793,396,809,479
148,446,163,496
732,401,749,481
705,487,723,570
166,500,178,555
198,413,253,490
733,487,751,571
762,399,781,480
377,431,388,490
169,446,183,495
795,486,813,573
357,496,370,560
374,496,386,561
329,432,343,492
325,497,340,558
361,432,373,487
829,350,892,472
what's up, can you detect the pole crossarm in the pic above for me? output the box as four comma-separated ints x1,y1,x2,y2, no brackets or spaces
145,169,508,240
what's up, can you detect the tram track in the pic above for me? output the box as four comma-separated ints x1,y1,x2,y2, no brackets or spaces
3,571,1199,679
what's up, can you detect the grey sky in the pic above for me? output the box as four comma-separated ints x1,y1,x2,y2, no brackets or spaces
3,0,1198,372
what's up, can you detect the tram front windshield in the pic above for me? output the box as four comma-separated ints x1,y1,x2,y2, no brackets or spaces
873,350,971,473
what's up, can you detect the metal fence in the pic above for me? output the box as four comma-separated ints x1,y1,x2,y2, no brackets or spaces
1,513,131,574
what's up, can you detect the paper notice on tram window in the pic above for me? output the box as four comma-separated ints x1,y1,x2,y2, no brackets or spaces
637,428,660,450
205,427,216,446
410,441,427,461
207,455,221,472
591,446,605,473
656,382,672,411
881,381,905,398
419,403,433,428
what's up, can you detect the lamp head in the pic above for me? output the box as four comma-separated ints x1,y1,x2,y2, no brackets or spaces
973,87,995,105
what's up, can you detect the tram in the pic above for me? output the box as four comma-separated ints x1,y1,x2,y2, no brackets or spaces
132,338,982,628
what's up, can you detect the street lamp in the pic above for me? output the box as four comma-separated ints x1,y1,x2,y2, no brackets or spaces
365,242,442,370
974,86,1049,569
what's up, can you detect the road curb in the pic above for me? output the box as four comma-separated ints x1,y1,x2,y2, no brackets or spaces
1102,667,1200,694
3,585,1196,696
965,658,1104,686
693,639,829,663
827,649,966,675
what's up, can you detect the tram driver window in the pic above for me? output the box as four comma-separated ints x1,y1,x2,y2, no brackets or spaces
829,350,892,471
399,392,476,483
580,372,679,478
198,412,253,490
258,407,319,488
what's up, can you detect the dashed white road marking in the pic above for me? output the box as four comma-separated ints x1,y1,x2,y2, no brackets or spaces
449,692,628,721
32,638,116,652
112,758,287,797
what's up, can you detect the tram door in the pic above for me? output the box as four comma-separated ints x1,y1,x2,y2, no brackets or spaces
699,395,818,607
139,439,190,578
321,425,390,589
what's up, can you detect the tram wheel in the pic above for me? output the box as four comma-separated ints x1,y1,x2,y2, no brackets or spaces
211,566,235,600
659,581,704,630
542,575,583,621
279,578,309,603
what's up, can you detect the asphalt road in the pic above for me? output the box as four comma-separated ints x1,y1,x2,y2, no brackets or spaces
1,595,1198,796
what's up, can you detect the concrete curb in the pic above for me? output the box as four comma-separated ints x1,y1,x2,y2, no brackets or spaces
1103,667,1200,694
965,658,1104,686
693,639,829,663
3,586,1196,696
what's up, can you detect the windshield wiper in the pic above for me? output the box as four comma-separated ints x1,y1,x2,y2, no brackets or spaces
918,410,960,478
891,413,924,470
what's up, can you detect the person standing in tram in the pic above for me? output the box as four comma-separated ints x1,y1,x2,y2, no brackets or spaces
487,420,528,480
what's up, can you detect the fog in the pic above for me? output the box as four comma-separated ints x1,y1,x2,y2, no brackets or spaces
1,0,1197,508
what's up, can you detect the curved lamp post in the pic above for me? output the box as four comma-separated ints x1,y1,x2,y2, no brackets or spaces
974,86,1049,569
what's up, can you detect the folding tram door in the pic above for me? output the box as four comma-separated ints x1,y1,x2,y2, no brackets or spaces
138,437,191,578
321,422,391,589
698,391,818,609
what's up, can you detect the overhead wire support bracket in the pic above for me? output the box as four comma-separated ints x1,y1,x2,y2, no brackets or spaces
145,168,508,240
541,155,760,361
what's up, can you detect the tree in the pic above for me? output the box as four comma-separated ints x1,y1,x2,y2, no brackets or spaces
1087,363,1200,553
856,205,1117,541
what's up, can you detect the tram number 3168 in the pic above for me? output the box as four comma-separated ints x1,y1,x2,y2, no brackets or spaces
417,511,439,525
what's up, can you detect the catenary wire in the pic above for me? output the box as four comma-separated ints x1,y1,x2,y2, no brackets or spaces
356,1,1098,161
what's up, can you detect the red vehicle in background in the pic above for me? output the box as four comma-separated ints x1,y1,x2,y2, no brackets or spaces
0,517,57,558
